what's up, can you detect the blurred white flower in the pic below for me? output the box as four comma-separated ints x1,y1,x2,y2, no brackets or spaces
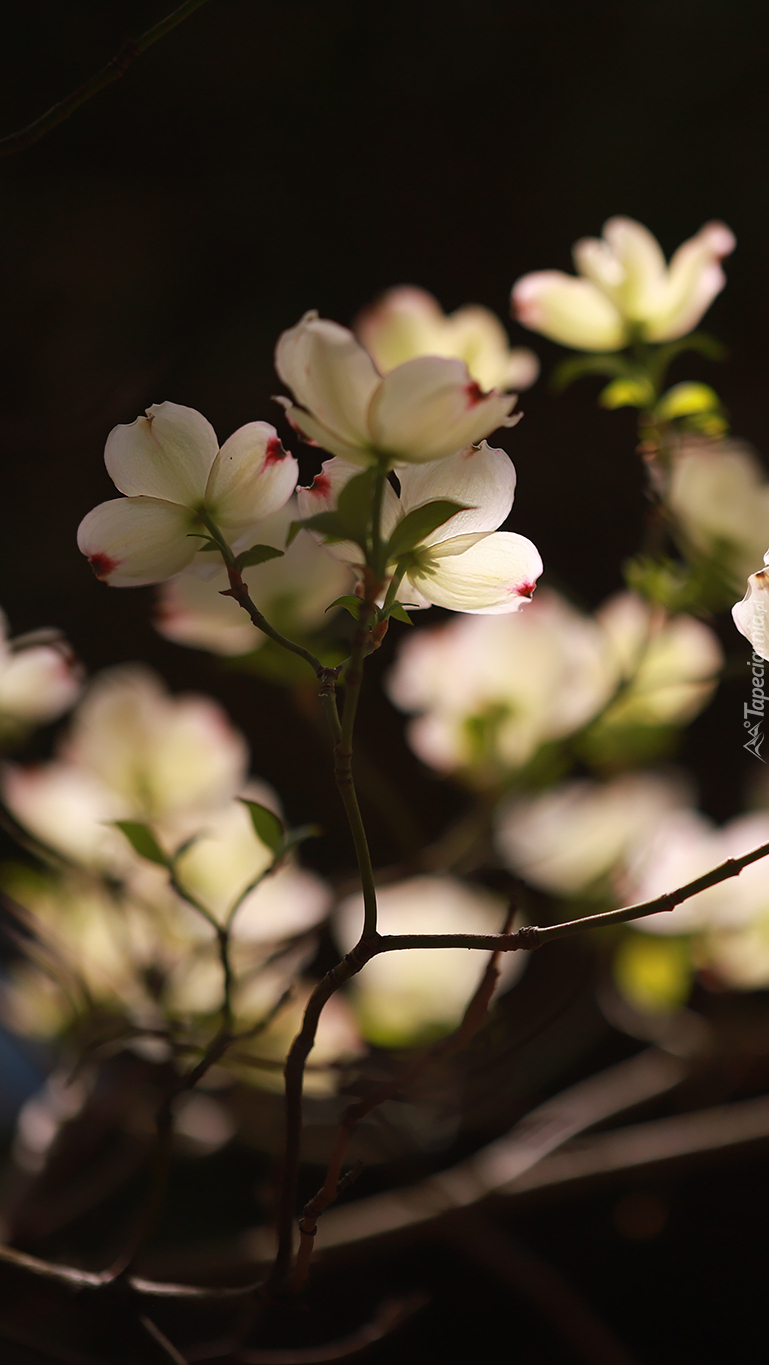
355,285,539,391
2,665,249,870
298,445,542,614
0,611,82,738
594,593,723,730
512,217,735,352
387,589,721,777
154,500,353,655
622,809,769,937
497,771,689,898
666,436,769,588
78,401,298,586
732,555,769,661
275,311,519,467
335,876,523,1047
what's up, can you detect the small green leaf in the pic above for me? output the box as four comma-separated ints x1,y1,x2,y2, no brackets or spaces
386,500,467,561
336,469,375,546
240,798,285,854
234,543,284,571
385,602,413,624
599,375,656,410
326,594,364,619
654,382,721,422
112,821,169,868
281,823,323,855
287,511,349,547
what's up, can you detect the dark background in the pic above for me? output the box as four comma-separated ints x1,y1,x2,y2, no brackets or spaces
2,2,769,1360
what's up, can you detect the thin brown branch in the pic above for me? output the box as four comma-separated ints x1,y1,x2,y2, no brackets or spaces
0,0,214,156
140,1314,190,1365
373,837,769,954
290,908,515,1290
234,1294,427,1364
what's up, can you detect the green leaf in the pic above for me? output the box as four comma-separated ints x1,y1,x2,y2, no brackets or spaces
239,798,285,855
287,511,349,547
385,602,413,624
551,353,634,392
281,823,322,855
386,500,467,561
599,376,656,410
336,469,375,546
234,543,284,571
326,594,364,619
111,821,169,868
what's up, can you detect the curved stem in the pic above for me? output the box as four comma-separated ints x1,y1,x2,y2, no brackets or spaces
201,514,324,675
0,0,213,156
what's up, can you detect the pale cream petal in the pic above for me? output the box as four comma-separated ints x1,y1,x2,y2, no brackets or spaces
733,568,769,661
0,643,82,725
645,221,736,341
279,403,374,464
77,498,197,586
206,421,298,533
104,401,218,505
412,531,543,613
598,217,669,318
64,665,249,820
296,457,400,562
275,312,380,454
356,288,539,392
369,356,517,463
512,271,627,351
397,442,516,542
355,286,445,373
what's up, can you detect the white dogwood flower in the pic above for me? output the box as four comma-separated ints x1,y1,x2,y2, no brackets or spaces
666,436,769,588
154,500,352,656
77,402,298,586
2,666,250,870
355,285,539,391
732,554,769,660
297,443,542,613
275,310,519,467
0,611,82,737
512,218,735,352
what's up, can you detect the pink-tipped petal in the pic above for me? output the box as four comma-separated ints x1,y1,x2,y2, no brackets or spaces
412,531,543,613
77,498,197,587
206,421,298,533
369,356,517,463
512,271,627,351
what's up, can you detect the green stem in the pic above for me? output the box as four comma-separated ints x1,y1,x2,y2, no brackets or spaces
0,0,213,156
201,513,325,675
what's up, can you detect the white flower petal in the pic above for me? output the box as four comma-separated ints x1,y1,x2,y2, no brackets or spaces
733,567,769,661
369,356,517,463
77,498,197,587
0,644,82,725
104,401,218,505
397,441,516,542
597,217,669,318
512,271,627,351
645,221,736,341
205,421,298,533
275,312,380,456
356,286,539,392
412,531,543,613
